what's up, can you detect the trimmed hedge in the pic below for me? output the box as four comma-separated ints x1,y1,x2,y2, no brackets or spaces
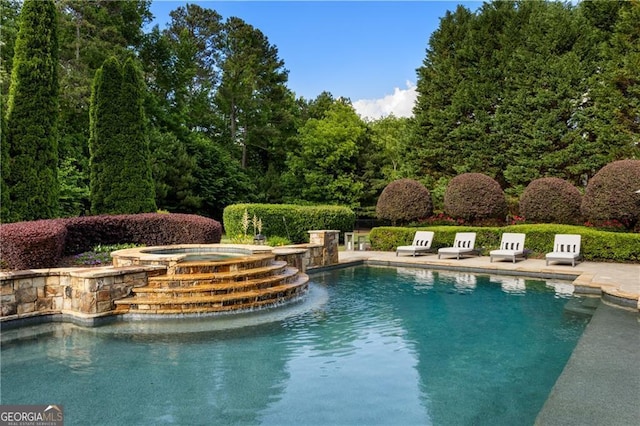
444,173,507,223
0,220,67,269
376,179,433,225
223,204,355,244
369,224,640,262
581,159,640,230
520,177,582,224
0,213,222,270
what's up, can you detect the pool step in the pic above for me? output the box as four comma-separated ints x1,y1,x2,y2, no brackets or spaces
147,261,288,287
132,267,300,295
564,297,600,316
172,253,275,275
114,258,309,315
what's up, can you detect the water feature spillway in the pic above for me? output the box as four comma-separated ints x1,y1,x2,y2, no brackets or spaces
111,245,310,316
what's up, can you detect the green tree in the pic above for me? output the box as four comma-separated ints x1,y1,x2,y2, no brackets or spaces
0,0,21,102
412,4,478,182
4,0,59,221
149,129,200,213
566,0,640,182
89,56,156,214
368,115,414,182
283,101,367,207
191,134,254,219
411,0,636,195
56,0,152,216
0,103,8,222
142,4,223,134
216,17,294,172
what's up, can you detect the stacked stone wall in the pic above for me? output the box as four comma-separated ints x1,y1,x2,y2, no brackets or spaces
1,266,164,320
1,233,341,324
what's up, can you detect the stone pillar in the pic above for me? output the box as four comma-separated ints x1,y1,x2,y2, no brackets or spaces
308,230,340,266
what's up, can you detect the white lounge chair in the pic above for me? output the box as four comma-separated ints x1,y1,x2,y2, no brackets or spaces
546,234,582,267
396,231,434,257
490,233,526,263
438,232,477,260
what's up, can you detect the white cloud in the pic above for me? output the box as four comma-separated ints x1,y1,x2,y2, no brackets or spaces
353,81,417,121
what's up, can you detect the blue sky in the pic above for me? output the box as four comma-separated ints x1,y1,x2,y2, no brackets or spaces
148,1,482,118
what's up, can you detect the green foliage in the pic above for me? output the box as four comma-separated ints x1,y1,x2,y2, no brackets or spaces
0,0,21,99
223,204,355,244
0,102,9,222
149,128,200,213
266,236,291,247
376,179,433,225
367,115,414,186
56,1,152,217
370,224,640,262
444,173,507,223
581,159,640,230
89,56,156,214
216,15,295,174
58,157,90,217
4,0,59,221
191,134,255,219
412,1,640,193
520,177,582,224
283,101,368,208
71,242,142,267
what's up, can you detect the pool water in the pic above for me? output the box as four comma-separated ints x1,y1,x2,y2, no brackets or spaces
0,266,590,425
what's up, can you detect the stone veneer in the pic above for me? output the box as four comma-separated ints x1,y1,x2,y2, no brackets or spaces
1,265,165,321
308,230,340,266
0,230,341,324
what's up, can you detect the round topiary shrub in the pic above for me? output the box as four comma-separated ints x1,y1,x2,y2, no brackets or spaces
444,173,507,223
376,179,433,225
520,177,582,224
581,159,640,230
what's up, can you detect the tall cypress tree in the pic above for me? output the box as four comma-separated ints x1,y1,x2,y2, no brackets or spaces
89,56,156,214
4,0,59,221
1,104,9,222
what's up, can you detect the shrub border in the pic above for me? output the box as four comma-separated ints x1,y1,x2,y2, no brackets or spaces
0,213,222,270
369,224,640,263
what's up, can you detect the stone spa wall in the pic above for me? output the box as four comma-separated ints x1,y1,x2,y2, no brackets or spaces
0,230,342,326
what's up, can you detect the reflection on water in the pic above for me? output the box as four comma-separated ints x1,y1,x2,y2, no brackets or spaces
1,267,589,426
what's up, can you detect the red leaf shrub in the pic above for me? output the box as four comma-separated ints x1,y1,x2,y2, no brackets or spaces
376,179,433,225
63,214,222,255
581,159,640,230
1,213,222,270
0,220,67,269
444,173,507,223
520,177,582,224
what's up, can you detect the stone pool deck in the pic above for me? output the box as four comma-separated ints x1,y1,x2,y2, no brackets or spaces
334,250,640,426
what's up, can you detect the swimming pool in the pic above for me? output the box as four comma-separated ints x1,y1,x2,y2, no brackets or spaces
0,266,590,425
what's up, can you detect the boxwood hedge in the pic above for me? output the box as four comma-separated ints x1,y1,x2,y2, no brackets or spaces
223,204,355,244
369,224,639,262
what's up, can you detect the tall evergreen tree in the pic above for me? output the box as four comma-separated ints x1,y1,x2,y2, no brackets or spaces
56,0,152,216
0,102,9,222
4,0,59,221
216,17,293,170
411,0,635,195
89,56,156,214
